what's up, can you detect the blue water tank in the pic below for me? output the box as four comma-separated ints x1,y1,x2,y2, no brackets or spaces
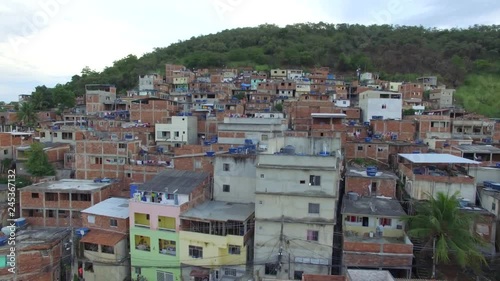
412,151,421,154
0,237,8,246
496,163,500,168
14,218,26,227
490,183,500,191
245,139,253,145
75,228,90,237
366,166,378,176
365,137,372,143
130,184,139,198
319,151,330,157
484,181,493,188
205,151,215,157
229,148,238,154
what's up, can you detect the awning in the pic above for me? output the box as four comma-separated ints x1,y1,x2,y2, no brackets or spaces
190,268,210,277
79,229,126,246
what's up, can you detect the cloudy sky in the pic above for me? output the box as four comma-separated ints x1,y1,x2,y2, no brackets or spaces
0,0,499,102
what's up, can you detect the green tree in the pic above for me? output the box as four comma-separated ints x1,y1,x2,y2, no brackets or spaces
25,142,55,177
17,102,38,128
402,192,486,275
274,103,283,112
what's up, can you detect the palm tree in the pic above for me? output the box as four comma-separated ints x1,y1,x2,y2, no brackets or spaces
17,102,38,129
402,192,487,277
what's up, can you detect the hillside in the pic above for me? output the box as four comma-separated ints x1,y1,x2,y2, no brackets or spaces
42,23,500,117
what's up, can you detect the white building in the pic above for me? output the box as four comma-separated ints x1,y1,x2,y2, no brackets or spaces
139,74,158,91
334,100,350,108
217,115,287,146
253,136,342,280
155,116,198,147
213,154,257,204
359,90,402,122
287,69,303,80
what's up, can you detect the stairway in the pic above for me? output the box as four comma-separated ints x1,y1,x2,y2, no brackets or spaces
415,250,433,279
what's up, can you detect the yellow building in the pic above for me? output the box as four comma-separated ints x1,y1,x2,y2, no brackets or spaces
179,201,255,281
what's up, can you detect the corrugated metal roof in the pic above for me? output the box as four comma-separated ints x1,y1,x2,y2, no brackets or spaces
81,197,129,219
181,201,254,222
398,153,480,164
138,170,210,194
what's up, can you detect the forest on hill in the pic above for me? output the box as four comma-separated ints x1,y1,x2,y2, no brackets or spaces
36,23,500,117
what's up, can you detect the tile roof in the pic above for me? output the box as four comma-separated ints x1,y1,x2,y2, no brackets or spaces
79,229,126,246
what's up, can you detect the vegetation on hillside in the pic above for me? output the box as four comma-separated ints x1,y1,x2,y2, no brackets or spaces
25,142,56,177
32,23,500,117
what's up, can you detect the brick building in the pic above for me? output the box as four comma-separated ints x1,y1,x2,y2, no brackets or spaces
78,197,130,281
129,98,177,124
20,179,122,227
85,84,117,115
0,228,72,281
345,167,398,198
341,196,413,278
370,119,416,141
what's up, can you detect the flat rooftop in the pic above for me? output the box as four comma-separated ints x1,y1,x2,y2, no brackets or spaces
311,113,347,118
0,228,70,251
342,196,406,217
139,170,210,194
347,269,394,281
181,201,254,222
22,179,113,192
81,197,129,219
399,153,480,164
454,145,500,154
345,166,398,180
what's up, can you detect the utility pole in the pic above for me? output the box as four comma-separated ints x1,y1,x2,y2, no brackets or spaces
432,237,436,279
278,215,284,277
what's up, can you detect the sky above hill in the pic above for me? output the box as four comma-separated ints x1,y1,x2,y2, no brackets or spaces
0,0,499,102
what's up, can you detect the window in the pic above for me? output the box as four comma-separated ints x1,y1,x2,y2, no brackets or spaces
118,143,126,149
260,174,264,178
88,215,95,224
45,193,57,201
371,182,377,193
308,203,320,214
307,230,319,241
265,263,278,275
127,173,131,178
294,271,304,280
84,243,98,252
379,218,392,226
223,163,230,171
47,210,54,217
345,215,363,223
228,245,241,255
135,267,141,275
157,271,174,281
41,250,49,257
195,161,202,169
309,175,321,186
84,262,94,272
110,219,118,227
261,134,268,141
31,193,39,199
224,268,237,276
492,202,496,211
91,157,102,164
101,245,114,254
3,150,7,155
188,245,203,258
357,146,363,151
53,132,58,137
300,180,306,184
223,185,230,192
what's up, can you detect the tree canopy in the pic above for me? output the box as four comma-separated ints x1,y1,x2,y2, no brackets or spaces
402,192,487,273
33,23,500,116
25,142,56,177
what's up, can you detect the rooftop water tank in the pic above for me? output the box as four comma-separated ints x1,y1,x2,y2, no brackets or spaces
205,151,215,157
1,226,14,236
348,192,359,201
229,148,238,154
281,145,295,155
14,218,26,228
75,227,90,237
0,236,8,246
490,183,500,191
130,184,139,198
365,137,372,143
366,166,378,176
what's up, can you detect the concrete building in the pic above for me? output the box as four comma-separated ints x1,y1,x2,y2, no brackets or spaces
359,91,402,122
213,154,257,204
139,74,160,91
155,116,198,148
452,145,500,166
429,88,454,109
217,114,287,146
85,84,117,115
179,201,255,281
0,228,72,281
20,179,121,227
253,136,342,279
345,167,398,198
287,69,303,80
270,69,287,79
451,118,496,140
479,187,500,251
78,197,130,281
397,153,479,202
341,195,413,277
129,170,211,281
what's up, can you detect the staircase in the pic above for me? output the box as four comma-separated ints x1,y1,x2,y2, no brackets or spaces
415,250,433,279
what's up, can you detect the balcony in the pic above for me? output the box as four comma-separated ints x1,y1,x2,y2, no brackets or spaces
134,234,151,252
134,213,150,228
158,216,176,232
159,239,176,256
